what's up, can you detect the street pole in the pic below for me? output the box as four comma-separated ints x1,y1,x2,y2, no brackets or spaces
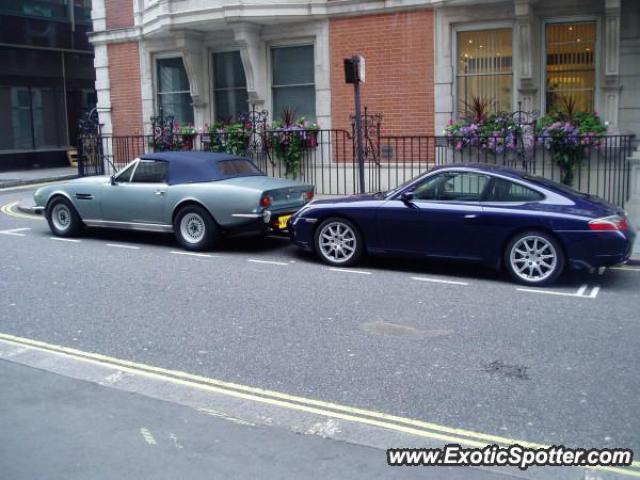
353,77,365,194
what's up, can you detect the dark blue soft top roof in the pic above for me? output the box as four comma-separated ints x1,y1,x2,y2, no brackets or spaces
139,151,264,185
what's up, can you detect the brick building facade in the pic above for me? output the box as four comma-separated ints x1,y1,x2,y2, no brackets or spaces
90,0,639,141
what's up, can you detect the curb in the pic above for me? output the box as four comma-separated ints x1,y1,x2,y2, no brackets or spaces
16,201,39,216
0,174,77,190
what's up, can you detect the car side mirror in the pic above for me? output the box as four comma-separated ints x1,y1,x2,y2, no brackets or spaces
400,191,415,204
110,175,117,185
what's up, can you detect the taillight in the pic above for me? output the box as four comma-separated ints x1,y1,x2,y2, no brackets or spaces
306,190,314,201
588,215,629,231
260,196,272,208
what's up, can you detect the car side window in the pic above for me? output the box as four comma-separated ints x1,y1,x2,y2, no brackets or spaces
131,160,168,183
412,172,490,202
114,162,136,183
485,178,544,202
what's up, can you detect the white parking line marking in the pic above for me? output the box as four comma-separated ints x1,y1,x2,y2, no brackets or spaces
588,286,601,298
517,284,600,299
169,251,218,258
0,227,31,236
411,276,468,286
106,243,140,250
50,237,80,243
328,268,372,275
597,267,606,275
247,259,289,266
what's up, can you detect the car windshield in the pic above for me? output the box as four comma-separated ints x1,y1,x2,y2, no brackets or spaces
523,174,590,198
217,159,265,177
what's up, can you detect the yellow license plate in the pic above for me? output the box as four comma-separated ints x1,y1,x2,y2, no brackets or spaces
276,215,292,230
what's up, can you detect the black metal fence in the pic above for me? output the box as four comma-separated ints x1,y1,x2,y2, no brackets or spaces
78,130,635,207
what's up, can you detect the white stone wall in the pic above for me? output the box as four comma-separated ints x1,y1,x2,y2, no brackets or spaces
433,0,631,136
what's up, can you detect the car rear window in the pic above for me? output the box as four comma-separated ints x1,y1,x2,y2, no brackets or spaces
486,178,544,202
523,174,589,198
217,159,264,177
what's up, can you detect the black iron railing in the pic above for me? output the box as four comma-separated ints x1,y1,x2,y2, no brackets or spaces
80,131,635,207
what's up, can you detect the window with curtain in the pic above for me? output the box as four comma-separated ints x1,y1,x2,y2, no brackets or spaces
156,57,193,124
212,51,248,121
271,45,315,121
456,28,513,116
545,22,596,114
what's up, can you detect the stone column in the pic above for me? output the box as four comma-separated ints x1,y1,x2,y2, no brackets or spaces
176,32,209,129
626,148,640,228
233,23,268,111
602,0,622,132
514,0,537,113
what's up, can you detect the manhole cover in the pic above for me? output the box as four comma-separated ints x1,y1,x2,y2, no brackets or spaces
359,321,452,339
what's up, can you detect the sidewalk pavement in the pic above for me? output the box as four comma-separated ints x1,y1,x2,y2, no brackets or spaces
0,358,507,480
0,166,77,189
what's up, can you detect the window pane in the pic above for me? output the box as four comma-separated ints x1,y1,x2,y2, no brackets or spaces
131,160,168,183
158,92,193,124
115,162,136,183
545,22,596,113
271,45,314,86
415,173,489,201
0,86,34,150
32,86,66,148
157,58,190,93
213,51,246,89
457,28,512,115
486,178,544,202
273,86,316,120
214,89,248,121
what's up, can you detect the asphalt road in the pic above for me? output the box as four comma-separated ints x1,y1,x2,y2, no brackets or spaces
1,185,639,477
4,358,512,480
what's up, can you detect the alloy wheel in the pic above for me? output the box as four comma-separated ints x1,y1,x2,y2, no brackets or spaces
318,221,357,264
509,235,558,283
180,213,206,244
51,203,72,232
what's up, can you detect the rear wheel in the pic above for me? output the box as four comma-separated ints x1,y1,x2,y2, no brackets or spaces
174,205,218,251
314,217,364,267
504,231,565,285
46,197,83,237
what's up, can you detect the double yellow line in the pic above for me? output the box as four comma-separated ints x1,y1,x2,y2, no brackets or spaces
0,201,43,221
0,332,638,477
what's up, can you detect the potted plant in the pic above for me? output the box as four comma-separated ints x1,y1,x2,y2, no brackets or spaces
207,118,251,156
176,122,197,151
536,97,607,185
270,108,319,178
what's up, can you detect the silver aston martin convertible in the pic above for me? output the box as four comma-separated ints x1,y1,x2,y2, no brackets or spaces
32,152,314,250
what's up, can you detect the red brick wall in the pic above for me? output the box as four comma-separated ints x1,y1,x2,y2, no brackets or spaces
329,10,435,136
108,42,143,136
106,0,135,30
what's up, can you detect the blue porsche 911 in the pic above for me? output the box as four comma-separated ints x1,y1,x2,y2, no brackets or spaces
288,164,636,285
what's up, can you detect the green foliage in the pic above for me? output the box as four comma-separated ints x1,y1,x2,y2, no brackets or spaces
208,121,251,156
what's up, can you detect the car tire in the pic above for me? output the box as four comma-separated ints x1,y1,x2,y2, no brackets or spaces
314,217,364,267
46,196,83,237
174,205,218,251
504,230,565,285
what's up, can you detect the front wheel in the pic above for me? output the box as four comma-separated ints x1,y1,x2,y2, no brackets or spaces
174,205,218,251
504,231,565,285
46,197,83,237
314,217,364,267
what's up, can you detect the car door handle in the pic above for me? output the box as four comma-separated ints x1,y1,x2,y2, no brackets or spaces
464,214,478,219
154,190,165,196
